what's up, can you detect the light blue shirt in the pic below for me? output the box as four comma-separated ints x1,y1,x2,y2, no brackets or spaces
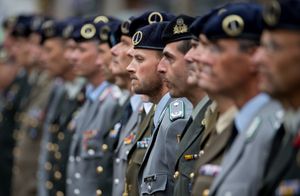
235,93,270,133
85,81,110,102
130,94,143,112
153,92,171,128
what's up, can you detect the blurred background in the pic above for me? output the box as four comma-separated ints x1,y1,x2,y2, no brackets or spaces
0,0,266,42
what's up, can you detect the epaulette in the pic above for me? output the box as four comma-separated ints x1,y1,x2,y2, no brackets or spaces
169,99,185,121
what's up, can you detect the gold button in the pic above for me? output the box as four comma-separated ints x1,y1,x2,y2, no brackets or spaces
58,132,65,140
54,171,62,180
96,166,103,174
189,172,195,179
202,189,210,196
45,162,52,171
45,181,53,190
56,191,64,196
50,124,59,133
55,152,62,160
173,171,179,179
96,189,102,196
201,119,206,126
53,144,59,151
102,144,108,151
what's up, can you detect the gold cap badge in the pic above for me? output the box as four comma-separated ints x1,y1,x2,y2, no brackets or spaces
222,14,244,37
173,18,188,34
263,0,281,26
132,31,143,46
80,23,96,39
148,12,163,24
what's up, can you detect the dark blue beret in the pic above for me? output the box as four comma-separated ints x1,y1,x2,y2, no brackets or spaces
128,11,175,37
40,19,70,42
189,7,225,39
161,14,195,44
263,0,300,31
98,20,122,47
202,2,263,42
11,15,34,37
132,22,168,51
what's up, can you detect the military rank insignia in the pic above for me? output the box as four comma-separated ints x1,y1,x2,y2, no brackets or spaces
123,132,136,145
137,137,151,149
169,99,185,121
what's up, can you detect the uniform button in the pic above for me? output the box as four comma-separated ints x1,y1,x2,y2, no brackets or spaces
44,162,52,171
199,150,204,156
45,181,53,190
96,189,102,196
115,158,120,163
54,171,62,180
74,188,80,195
75,156,81,162
55,152,62,160
201,119,206,126
66,178,72,184
75,172,81,179
202,189,210,196
173,171,180,179
125,150,129,155
114,178,120,184
102,144,108,151
96,166,103,174
189,172,195,179
69,156,75,162
58,132,65,140
56,191,64,196
88,149,95,155
147,185,152,191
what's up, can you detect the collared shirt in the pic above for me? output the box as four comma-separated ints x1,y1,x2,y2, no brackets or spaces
235,93,271,133
85,81,110,102
143,102,154,114
153,92,171,128
216,106,238,134
130,94,143,112
65,78,86,99
192,95,210,120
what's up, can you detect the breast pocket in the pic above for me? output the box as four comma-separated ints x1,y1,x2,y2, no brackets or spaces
141,174,168,195
80,129,103,159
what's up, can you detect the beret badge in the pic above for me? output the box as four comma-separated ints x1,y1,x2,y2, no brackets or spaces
99,25,111,41
132,31,143,46
42,20,55,37
263,0,281,26
173,18,188,34
148,12,163,24
222,14,244,37
80,23,96,39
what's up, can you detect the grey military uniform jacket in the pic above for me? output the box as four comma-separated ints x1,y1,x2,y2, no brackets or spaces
66,84,120,196
112,100,144,196
209,99,283,196
173,96,211,196
139,98,193,196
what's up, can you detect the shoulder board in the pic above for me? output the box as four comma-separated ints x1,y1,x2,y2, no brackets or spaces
169,99,185,121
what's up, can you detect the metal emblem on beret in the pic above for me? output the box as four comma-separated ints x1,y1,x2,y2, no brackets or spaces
173,18,188,34
99,25,111,41
132,31,143,46
148,12,163,24
121,20,131,34
263,0,281,26
222,15,244,37
63,25,74,39
93,15,109,24
42,20,55,37
80,23,96,39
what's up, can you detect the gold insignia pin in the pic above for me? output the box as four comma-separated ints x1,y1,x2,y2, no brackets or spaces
42,20,55,37
132,31,143,46
263,0,281,26
63,25,74,39
222,14,244,37
173,18,188,34
80,23,96,39
99,25,111,41
93,15,109,24
121,20,131,34
148,12,163,24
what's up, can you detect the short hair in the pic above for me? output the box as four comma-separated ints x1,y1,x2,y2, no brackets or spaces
177,39,192,54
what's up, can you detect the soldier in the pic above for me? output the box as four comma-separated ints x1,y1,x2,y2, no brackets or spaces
197,3,283,196
36,18,76,196
0,15,34,196
66,17,120,196
11,15,54,196
111,11,174,196
127,22,193,195
183,8,238,195
253,0,300,195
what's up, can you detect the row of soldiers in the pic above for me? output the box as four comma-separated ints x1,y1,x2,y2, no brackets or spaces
0,0,299,195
